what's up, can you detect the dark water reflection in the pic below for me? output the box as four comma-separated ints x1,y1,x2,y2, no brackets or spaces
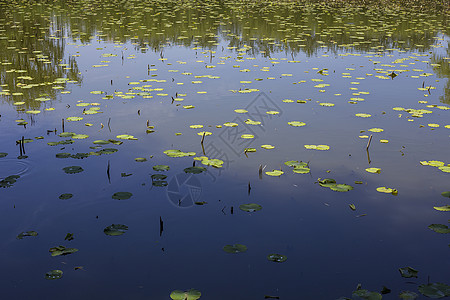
0,0,449,299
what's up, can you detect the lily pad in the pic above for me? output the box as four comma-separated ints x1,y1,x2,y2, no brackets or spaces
288,121,306,127
399,266,418,278
93,140,110,145
49,245,79,256
66,117,83,122
428,224,450,234
153,165,170,171
135,157,147,162
293,167,310,174
17,231,38,239
441,191,450,198
112,192,133,200
63,166,84,174
265,170,284,176
184,166,206,174
104,224,128,236
152,180,168,187
267,254,287,263
365,167,381,174
352,289,382,300
201,158,224,168
418,282,450,298
45,270,63,280
116,134,137,140
56,153,71,158
433,205,450,212
170,289,201,300
329,184,354,192
284,160,308,168
241,134,254,139
59,132,75,137
72,134,89,139
234,109,248,113
59,193,73,200
0,153,8,158
239,203,262,212
399,291,418,299
98,148,118,154
164,149,196,158
151,174,167,180
304,144,330,150
376,187,398,195
223,244,248,254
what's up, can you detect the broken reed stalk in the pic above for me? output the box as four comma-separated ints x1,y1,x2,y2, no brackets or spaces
200,132,206,144
366,134,373,151
21,136,25,154
62,118,65,132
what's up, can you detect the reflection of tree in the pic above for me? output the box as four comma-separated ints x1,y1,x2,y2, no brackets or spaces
0,1,82,111
431,41,450,104
0,0,448,108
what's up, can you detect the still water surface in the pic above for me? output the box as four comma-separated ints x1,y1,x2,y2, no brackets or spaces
0,0,449,299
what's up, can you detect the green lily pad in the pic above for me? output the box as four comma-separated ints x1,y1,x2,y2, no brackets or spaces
223,244,248,253
152,180,168,187
330,184,354,192
45,270,63,280
170,289,201,300
288,121,306,127
239,203,262,212
433,205,450,212
241,134,254,139
63,166,84,174
245,119,261,125
184,166,207,174
284,160,308,168
104,224,128,236
234,109,248,113
365,167,381,174
49,245,79,256
116,134,137,140
71,153,90,159
108,139,123,145
0,153,7,158
293,167,310,174
318,178,337,187
376,187,398,195
98,148,118,154
267,254,287,263
164,149,196,158
112,192,133,200
399,266,418,278
59,132,75,137
399,291,418,299
135,157,147,162
442,191,450,198
151,174,167,180
153,165,170,171
59,193,73,200
261,144,275,149
244,148,256,152
223,122,238,127
56,153,71,158
201,158,224,168
352,289,382,300
72,134,89,139
439,166,450,173
0,175,20,188
418,283,450,298
66,117,83,122
428,224,450,234
17,231,38,239
93,140,110,145
265,170,284,176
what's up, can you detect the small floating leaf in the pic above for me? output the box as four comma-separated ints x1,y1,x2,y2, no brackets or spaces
352,289,382,300
45,270,63,280
441,191,450,198
433,205,450,212
399,291,418,300
399,266,418,278
288,121,306,127
49,245,79,256
59,193,73,200
135,157,147,162
116,134,137,140
241,134,254,139
151,174,167,180
234,109,248,113
17,231,38,239
184,166,206,174
201,158,224,168
93,140,110,145
261,145,275,149
293,167,310,174
304,144,330,150
239,203,262,212
376,187,398,195
112,192,132,200
66,117,83,122
428,224,450,234
265,170,284,177
153,165,170,171
368,128,384,133
170,289,201,300
365,167,381,174
104,224,128,236
267,254,287,263
0,153,8,158
164,150,196,158
418,283,450,298
329,184,354,192
63,166,84,174
223,244,248,254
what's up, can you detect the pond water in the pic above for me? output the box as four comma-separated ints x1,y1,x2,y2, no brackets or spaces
0,0,449,299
